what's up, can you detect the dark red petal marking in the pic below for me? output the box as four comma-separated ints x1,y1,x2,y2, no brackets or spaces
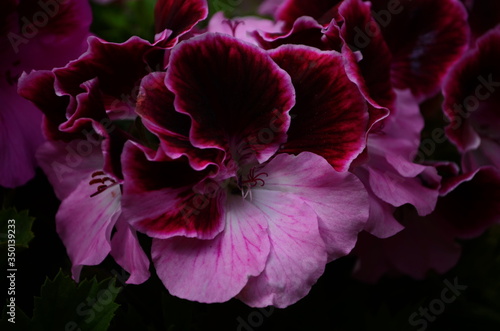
270,45,369,171
370,0,469,100
166,33,295,164
122,143,224,240
154,0,208,43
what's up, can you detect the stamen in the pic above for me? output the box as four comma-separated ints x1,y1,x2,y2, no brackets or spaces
222,19,244,37
88,171,117,197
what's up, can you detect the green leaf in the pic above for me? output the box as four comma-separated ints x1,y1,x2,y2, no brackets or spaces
0,208,35,248
30,270,121,331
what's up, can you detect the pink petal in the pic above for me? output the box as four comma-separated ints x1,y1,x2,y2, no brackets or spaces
110,217,151,285
238,189,327,308
208,12,283,46
275,0,341,28
152,194,271,303
36,140,105,200
257,152,369,261
56,177,121,281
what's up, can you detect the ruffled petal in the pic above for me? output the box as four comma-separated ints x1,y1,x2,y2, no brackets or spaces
121,142,224,240
370,0,469,100
165,33,295,163
154,0,208,44
152,194,270,303
270,45,369,171
208,12,283,46
136,71,224,170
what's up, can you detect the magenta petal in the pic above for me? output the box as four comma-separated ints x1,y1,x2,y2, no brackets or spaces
166,33,295,163
121,142,224,240
0,85,44,187
152,194,270,303
238,190,327,308
154,0,208,41
258,152,369,261
270,45,369,171
110,217,150,285
36,140,105,200
56,178,121,281
370,0,469,100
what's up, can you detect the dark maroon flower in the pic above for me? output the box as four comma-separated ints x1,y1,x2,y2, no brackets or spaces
443,27,500,172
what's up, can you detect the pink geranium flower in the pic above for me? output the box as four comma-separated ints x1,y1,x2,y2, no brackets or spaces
121,33,371,307
353,165,500,282
0,0,91,187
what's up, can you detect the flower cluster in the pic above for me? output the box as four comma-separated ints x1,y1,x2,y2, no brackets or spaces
4,0,500,307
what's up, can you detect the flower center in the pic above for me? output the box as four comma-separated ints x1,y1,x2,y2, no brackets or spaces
226,167,268,200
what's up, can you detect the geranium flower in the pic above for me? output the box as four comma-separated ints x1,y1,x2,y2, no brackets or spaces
18,35,167,283
443,26,500,172
121,33,371,307
0,0,91,187
353,165,500,281
256,0,469,102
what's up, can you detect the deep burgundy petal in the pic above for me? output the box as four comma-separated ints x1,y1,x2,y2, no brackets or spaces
54,36,163,105
270,45,369,171
370,0,469,100
463,0,500,41
154,0,208,44
136,72,224,170
339,0,395,110
437,167,500,238
254,16,341,51
443,27,500,154
166,33,295,164
121,142,224,240
275,0,342,28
